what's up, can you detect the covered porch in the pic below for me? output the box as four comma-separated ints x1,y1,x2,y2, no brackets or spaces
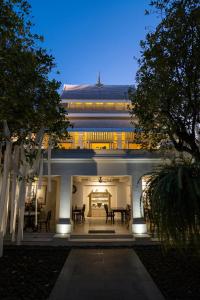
43,149,162,238
71,175,132,235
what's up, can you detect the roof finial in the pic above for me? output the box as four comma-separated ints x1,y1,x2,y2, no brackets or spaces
96,72,103,87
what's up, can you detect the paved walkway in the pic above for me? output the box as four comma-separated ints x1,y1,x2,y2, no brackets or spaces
49,248,164,300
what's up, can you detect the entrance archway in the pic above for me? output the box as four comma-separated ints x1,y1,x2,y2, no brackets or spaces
71,176,132,235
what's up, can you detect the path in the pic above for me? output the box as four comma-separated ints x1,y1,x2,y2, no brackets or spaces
49,248,164,300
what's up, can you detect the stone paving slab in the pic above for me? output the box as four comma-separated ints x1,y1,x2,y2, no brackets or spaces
49,249,165,300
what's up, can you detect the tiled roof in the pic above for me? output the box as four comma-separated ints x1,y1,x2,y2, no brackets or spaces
61,84,134,100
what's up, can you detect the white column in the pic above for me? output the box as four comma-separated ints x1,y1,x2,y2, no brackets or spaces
78,132,83,149
131,175,147,234
56,175,72,234
117,132,122,149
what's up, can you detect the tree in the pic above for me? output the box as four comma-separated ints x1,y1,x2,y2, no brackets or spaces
0,47,68,142
0,0,69,141
129,0,200,161
142,160,200,252
0,0,70,255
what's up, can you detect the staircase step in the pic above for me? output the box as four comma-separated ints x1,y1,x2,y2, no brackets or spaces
22,233,54,242
67,239,135,246
70,234,133,240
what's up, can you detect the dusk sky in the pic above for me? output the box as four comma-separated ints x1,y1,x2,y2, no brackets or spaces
29,0,158,87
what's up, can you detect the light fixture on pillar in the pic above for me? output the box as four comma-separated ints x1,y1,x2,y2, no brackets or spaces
132,218,147,235
98,176,103,183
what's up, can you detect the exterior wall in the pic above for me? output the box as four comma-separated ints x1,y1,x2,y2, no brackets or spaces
43,154,161,235
65,101,129,112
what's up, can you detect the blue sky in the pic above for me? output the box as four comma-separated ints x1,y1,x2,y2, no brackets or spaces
29,0,158,86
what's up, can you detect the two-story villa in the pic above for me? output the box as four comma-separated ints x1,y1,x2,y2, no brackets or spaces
39,78,162,239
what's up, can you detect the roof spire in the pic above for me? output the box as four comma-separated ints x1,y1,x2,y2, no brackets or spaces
96,72,103,87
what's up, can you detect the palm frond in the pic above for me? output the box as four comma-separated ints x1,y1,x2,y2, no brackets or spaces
141,161,200,253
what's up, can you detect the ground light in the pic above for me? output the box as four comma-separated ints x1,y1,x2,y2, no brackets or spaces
56,223,71,234
132,218,147,234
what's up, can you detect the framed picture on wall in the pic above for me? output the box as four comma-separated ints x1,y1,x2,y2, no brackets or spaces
36,185,47,205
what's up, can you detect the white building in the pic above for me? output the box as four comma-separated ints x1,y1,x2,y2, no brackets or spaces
41,79,162,237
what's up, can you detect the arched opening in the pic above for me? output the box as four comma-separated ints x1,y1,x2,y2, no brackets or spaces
71,176,132,235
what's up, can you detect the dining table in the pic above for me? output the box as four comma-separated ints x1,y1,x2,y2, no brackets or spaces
111,207,127,223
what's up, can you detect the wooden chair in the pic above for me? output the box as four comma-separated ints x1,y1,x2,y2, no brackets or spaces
73,204,86,223
125,204,131,228
38,210,51,232
81,204,86,222
104,204,115,224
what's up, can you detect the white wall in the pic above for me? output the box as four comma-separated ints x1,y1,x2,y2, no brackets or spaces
116,182,130,207
72,180,118,217
72,178,131,217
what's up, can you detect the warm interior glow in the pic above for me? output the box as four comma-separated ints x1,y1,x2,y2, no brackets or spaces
91,143,110,149
127,143,141,149
58,131,142,150
66,102,128,111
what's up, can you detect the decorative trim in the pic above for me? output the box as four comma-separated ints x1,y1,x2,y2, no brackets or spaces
133,217,146,224
47,158,163,164
57,218,71,224
68,127,135,132
68,113,129,118
61,99,130,103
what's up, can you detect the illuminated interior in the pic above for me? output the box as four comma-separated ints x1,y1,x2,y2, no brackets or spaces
60,85,140,150
58,131,141,150
64,102,129,111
